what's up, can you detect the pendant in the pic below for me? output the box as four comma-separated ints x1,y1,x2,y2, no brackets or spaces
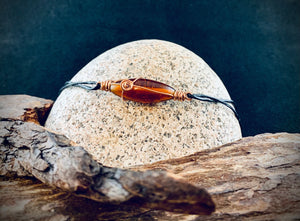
106,78,177,103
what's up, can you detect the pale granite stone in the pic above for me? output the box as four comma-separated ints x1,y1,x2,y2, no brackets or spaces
45,40,242,168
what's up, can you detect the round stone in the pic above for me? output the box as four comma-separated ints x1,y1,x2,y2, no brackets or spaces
45,40,242,168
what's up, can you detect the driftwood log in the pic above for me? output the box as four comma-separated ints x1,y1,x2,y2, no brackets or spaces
136,132,300,220
0,95,300,220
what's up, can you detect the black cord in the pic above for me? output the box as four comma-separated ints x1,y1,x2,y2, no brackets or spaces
187,93,240,121
59,81,100,93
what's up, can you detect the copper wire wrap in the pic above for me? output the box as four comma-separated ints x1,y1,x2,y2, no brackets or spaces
120,79,134,91
100,80,112,91
173,91,191,101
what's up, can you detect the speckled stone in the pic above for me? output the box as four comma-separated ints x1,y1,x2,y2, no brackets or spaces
45,40,242,168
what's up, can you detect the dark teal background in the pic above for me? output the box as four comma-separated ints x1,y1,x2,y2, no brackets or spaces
1,0,299,136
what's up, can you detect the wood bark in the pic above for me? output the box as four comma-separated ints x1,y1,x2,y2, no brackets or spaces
135,132,300,220
0,176,163,221
0,95,53,125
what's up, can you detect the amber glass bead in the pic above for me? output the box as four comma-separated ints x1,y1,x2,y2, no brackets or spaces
110,78,175,103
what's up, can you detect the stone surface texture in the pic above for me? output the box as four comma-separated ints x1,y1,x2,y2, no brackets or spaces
45,40,242,167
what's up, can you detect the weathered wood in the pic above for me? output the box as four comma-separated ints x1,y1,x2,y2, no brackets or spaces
0,95,53,125
134,132,300,220
0,176,155,221
0,119,215,218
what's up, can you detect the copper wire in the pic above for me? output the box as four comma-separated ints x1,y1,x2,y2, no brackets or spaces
120,79,134,91
173,91,191,101
100,80,112,91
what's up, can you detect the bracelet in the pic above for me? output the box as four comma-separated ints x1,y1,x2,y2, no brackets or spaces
60,78,239,120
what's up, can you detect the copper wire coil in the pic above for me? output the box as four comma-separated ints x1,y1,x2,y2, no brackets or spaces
100,80,112,91
120,79,134,91
173,91,191,101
